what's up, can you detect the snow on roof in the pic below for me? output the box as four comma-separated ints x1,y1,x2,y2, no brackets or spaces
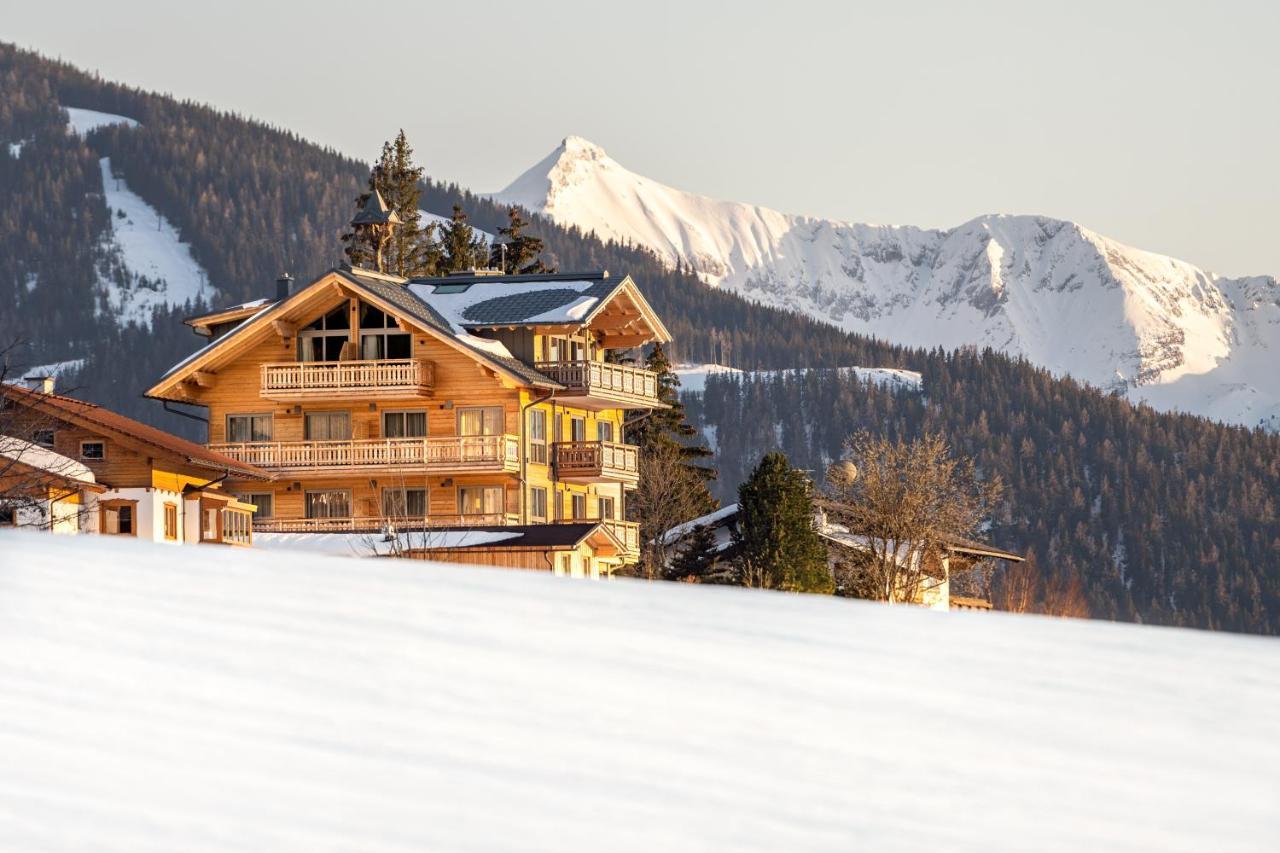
255,530,519,557
406,278,609,333
2,359,85,386
662,503,739,545
0,436,95,484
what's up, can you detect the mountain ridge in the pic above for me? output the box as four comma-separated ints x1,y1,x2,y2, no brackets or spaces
492,138,1280,430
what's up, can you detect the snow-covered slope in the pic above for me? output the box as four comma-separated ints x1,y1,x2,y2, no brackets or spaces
65,106,139,136
493,138,1280,430
2,531,1278,851
96,156,210,324
674,362,923,395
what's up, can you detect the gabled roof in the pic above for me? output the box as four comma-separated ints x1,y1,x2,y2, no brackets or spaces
183,299,274,333
0,384,271,481
150,266,671,401
0,435,102,490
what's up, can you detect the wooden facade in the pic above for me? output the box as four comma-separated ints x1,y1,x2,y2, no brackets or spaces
148,268,673,572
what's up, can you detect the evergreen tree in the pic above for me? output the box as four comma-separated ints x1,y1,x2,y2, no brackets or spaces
341,130,442,276
490,206,553,274
439,204,487,272
733,452,831,593
666,522,721,582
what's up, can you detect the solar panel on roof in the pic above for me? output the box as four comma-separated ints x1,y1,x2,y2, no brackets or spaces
432,283,473,294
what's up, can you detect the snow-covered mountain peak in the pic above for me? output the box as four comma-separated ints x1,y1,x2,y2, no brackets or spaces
490,139,1280,431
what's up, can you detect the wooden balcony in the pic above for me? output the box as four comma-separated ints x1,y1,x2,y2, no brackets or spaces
260,359,433,401
534,360,662,410
566,517,640,562
209,435,520,474
554,440,640,486
253,513,520,533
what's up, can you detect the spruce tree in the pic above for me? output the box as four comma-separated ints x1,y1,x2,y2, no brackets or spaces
627,343,717,508
341,130,442,277
733,451,831,593
440,204,487,272
490,206,554,274
666,522,721,582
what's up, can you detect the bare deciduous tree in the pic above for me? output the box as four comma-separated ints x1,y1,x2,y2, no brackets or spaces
1043,568,1091,619
992,551,1040,613
823,431,1004,604
630,441,711,579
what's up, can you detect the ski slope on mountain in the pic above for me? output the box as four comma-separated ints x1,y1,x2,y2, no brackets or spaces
493,138,1280,430
2,532,1278,851
96,156,210,324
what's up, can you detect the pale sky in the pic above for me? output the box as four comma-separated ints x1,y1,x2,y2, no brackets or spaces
9,0,1279,276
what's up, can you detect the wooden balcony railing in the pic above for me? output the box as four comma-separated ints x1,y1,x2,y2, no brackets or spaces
253,513,520,533
209,434,520,473
534,360,659,406
565,517,640,559
260,359,433,399
554,440,640,485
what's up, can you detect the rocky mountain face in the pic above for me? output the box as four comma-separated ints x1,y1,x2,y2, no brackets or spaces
493,137,1280,430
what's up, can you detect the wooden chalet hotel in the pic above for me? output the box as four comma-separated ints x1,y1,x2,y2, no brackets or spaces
146,202,670,576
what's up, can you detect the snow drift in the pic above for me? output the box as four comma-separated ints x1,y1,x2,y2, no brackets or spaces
1,532,1277,851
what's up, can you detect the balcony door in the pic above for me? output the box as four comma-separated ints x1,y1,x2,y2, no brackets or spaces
359,303,412,360
458,407,503,436
305,411,351,441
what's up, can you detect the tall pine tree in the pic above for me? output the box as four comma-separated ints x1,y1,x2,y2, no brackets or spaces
341,130,442,276
490,206,554,274
439,204,488,272
733,452,831,593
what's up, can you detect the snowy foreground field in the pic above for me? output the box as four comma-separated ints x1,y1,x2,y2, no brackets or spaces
1,534,1277,852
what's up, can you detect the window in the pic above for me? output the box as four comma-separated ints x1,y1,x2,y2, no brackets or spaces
359,303,413,360
571,493,587,520
0,506,15,526
33,428,54,448
222,509,252,545
237,492,274,518
597,421,614,443
202,507,218,540
528,409,547,464
383,410,427,438
306,489,351,519
570,416,586,443
101,500,137,536
458,406,503,436
163,503,179,541
599,496,616,520
80,440,106,460
529,486,548,521
298,304,351,362
226,414,272,443
305,411,351,441
382,487,427,519
546,336,586,363
458,486,504,517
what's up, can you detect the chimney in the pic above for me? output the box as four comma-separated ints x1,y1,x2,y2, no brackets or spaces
25,375,55,395
276,273,294,301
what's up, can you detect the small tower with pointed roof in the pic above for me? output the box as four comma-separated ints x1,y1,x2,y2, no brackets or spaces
350,180,402,273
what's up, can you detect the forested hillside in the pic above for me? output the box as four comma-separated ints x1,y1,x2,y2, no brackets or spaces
1,44,1277,633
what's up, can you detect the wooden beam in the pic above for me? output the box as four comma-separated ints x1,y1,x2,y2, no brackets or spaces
599,333,652,348
273,319,296,340
191,370,216,388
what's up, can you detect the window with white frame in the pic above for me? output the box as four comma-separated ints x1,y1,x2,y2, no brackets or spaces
598,496,616,520
529,486,548,521
597,420,614,443
528,409,547,464
571,493,587,520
